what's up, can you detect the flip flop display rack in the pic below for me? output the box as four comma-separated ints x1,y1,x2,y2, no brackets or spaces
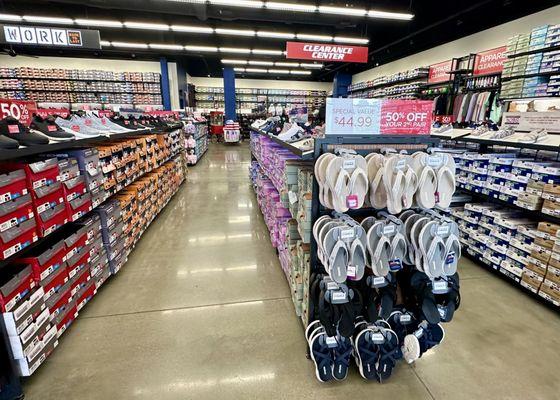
250,129,466,383
185,121,209,165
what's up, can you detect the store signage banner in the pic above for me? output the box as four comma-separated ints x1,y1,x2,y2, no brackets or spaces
1,24,101,49
286,42,368,63
502,111,560,133
0,99,38,126
36,108,70,119
428,60,454,83
473,46,507,76
325,98,432,135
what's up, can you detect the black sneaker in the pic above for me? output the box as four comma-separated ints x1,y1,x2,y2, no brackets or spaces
0,132,19,149
0,116,49,146
30,115,75,141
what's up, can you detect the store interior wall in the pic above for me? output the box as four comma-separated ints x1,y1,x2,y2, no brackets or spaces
0,55,180,109
188,76,332,91
353,4,560,83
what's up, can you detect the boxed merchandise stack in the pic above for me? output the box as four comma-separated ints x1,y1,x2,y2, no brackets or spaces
95,200,125,275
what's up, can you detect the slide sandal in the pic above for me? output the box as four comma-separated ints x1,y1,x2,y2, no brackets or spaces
436,154,456,208
412,153,437,209
376,329,399,382
419,221,446,278
309,332,335,382
318,220,343,265
354,328,380,381
368,154,387,209
333,336,353,381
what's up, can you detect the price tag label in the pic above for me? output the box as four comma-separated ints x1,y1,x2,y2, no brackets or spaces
342,159,356,169
371,332,385,344
325,336,338,348
433,280,448,293
347,266,356,279
383,224,395,235
288,191,298,205
373,276,386,286
346,194,358,208
331,290,347,302
437,224,450,236
400,314,412,324
326,98,382,135
427,155,443,168
340,228,355,240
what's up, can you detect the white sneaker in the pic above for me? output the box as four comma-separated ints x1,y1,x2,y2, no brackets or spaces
277,124,304,141
518,128,548,143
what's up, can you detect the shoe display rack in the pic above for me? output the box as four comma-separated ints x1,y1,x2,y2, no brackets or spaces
0,123,186,398
440,136,560,309
195,86,327,112
185,121,209,165
0,68,163,106
348,68,429,100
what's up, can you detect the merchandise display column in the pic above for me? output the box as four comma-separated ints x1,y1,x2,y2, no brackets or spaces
160,57,172,111
332,72,352,98
223,67,237,121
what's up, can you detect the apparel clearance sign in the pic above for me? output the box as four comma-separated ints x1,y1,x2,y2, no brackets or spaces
286,42,368,63
473,46,507,75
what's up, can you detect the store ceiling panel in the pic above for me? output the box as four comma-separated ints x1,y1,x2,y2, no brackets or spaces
0,0,558,81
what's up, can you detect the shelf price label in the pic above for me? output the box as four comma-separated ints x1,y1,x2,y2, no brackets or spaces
326,98,381,135
0,99,38,126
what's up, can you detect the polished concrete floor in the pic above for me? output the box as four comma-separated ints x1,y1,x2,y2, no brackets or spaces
23,144,560,399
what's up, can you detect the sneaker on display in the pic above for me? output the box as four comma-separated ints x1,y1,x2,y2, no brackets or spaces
55,116,102,139
0,116,49,146
30,115,75,141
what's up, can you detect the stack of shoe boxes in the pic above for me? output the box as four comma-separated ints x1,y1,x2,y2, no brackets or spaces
0,265,54,376
95,200,125,275
544,25,560,49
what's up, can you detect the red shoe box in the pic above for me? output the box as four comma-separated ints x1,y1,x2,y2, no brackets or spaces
7,307,50,361
0,193,34,233
54,301,77,337
61,176,86,202
67,192,92,222
36,203,68,238
32,181,65,214
0,218,38,260
18,238,66,283
2,286,45,336
69,267,90,298
73,214,102,243
0,264,35,313
3,158,60,190
40,265,68,302
57,158,79,182
64,226,88,261
45,280,72,320
16,324,58,377
0,169,28,206
66,244,91,281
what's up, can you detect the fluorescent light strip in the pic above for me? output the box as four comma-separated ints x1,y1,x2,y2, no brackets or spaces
171,24,214,33
368,10,414,20
246,68,268,73
220,47,251,54
74,18,123,27
111,41,149,49
215,28,255,37
299,63,323,69
334,36,369,44
124,21,170,30
256,31,295,39
221,59,248,64
23,15,73,24
100,40,111,46
149,43,184,50
274,62,299,67
0,13,22,21
234,68,246,72
268,69,290,74
252,49,283,55
296,33,333,42
185,45,218,52
249,60,274,66
265,2,316,12
318,6,367,16
290,70,312,75
209,0,264,7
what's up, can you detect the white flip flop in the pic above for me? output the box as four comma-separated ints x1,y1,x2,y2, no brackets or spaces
419,221,446,278
368,154,387,209
366,222,391,276
383,155,406,215
412,153,437,209
326,156,351,213
436,154,456,209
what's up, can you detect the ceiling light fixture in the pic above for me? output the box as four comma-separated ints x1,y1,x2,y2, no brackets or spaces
333,36,369,44
299,63,323,69
0,13,22,21
171,24,214,33
368,10,414,20
296,33,333,42
149,43,185,50
215,28,256,37
184,45,219,52
274,62,299,67
245,68,268,73
265,2,317,12
209,0,264,7
268,69,290,74
234,67,246,72
220,47,252,54
74,18,123,27
290,70,312,75
318,6,367,16
124,21,170,30
249,60,274,66
256,31,295,39
252,49,283,55
221,59,248,64
100,40,111,46
22,15,73,24
111,41,149,49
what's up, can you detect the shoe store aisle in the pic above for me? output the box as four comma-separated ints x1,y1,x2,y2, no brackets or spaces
22,144,560,400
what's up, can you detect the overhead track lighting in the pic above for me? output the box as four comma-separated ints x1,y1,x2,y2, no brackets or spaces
252,49,283,55
249,60,274,66
290,70,312,75
209,0,264,7
74,18,123,27
220,47,252,54
0,13,22,21
318,6,367,16
256,31,295,39
221,59,249,64
245,68,268,73
124,21,170,30
334,37,369,44
215,28,256,37
149,43,184,50
184,45,219,52
368,10,414,20
171,24,213,33
296,33,333,42
22,15,73,24
111,41,149,48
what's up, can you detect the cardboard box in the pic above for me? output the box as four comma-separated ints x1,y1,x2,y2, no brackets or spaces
525,261,547,276
18,238,66,283
2,287,45,336
0,194,34,234
0,169,28,206
531,248,551,263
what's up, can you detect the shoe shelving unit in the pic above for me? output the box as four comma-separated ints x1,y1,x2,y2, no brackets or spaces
442,136,560,310
186,122,209,165
348,69,429,100
0,68,163,107
0,124,186,400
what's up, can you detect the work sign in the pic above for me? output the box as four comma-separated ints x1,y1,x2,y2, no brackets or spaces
286,42,368,63
1,24,101,49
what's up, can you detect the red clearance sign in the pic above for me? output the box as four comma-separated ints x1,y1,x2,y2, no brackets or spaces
473,46,507,76
36,108,70,119
0,99,38,126
428,60,454,83
286,42,368,63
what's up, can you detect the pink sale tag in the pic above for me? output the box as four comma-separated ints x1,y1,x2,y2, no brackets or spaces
7,125,19,134
347,194,358,208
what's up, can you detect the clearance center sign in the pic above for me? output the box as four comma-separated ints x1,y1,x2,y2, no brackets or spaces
286,42,368,63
